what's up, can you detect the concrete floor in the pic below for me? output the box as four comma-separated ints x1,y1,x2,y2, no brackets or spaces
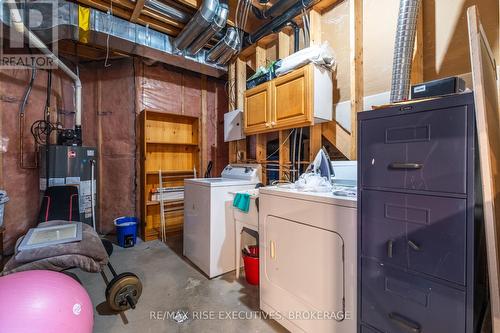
73,235,287,333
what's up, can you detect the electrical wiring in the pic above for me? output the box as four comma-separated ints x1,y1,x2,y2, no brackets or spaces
301,8,310,47
19,65,38,169
224,78,237,110
297,127,303,175
30,119,62,145
292,128,298,181
104,0,114,67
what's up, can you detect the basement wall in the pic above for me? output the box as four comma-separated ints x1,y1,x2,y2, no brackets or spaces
0,58,228,253
321,0,499,104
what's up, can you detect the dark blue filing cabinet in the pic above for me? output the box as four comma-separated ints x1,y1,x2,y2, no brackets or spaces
357,93,487,333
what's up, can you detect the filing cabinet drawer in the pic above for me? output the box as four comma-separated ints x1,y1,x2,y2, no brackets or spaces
361,190,467,285
360,106,467,194
361,258,466,333
361,324,382,333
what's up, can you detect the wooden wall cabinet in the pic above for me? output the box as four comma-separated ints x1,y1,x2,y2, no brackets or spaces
244,82,272,133
244,64,332,135
139,109,200,241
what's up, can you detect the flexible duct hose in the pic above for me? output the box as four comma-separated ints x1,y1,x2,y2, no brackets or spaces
390,0,422,103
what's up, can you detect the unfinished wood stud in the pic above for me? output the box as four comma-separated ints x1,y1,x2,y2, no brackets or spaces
349,0,363,160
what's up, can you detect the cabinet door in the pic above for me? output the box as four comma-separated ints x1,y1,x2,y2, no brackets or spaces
244,83,272,134
272,65,312,129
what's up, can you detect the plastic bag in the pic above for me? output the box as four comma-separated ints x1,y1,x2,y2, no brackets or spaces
276,42,336,76
294,173,333,192
293,149,334,192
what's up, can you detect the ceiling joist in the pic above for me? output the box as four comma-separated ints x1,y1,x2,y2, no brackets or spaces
71,0,340,61
131,0,146,22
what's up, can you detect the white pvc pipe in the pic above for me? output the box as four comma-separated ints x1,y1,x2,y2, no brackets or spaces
7,1,82,126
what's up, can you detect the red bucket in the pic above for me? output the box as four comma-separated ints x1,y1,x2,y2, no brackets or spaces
242,245,259,285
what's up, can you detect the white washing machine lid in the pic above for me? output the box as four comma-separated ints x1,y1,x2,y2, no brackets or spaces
184,177,260,188
185,164,262,188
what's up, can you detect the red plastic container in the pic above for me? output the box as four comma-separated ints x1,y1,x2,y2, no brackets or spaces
242,245,259,285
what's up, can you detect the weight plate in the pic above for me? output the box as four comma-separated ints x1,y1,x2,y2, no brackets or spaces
105,272,142,311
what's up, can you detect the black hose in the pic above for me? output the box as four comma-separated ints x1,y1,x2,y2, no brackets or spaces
287,21,300,53
20,66,36,116
251,5,266,19
45,69,52,190
46,69,52,120
19,65,38,169
204,161,213,178
247,0,316,45
252,0,299,20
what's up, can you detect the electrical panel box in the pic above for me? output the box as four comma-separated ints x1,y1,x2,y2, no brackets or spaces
224,109,246,142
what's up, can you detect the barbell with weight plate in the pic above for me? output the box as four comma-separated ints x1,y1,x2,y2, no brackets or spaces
105,272,143,312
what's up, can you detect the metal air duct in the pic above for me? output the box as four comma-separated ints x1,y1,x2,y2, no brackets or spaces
390,0,422,103
216,44,237,65
186,2,229,55
0,0,227,77
206,27,239,64
144,0,190,23
173,0,219,52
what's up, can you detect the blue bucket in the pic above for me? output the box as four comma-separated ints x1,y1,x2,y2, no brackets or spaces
114,216,138,248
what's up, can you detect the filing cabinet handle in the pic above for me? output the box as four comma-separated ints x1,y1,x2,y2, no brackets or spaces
388,312,421,333
408,240,421,251
387,240,393,258
389,162,423,170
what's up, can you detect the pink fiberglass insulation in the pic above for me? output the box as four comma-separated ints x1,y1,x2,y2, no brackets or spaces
0,57,228,251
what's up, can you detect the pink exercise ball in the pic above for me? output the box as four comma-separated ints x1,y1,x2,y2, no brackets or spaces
0,270,94,333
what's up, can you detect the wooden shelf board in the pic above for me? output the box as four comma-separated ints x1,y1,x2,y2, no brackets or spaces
146,141,199,146
143,109,200,120
147,199,184,206
146,169,194,175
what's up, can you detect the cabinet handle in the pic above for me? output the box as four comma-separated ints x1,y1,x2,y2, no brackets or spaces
389,162,423,170
265,123,271,128
387,240,393,258
271,121,276,126
408,240,421,251
388,312,421,333
270,240,276,259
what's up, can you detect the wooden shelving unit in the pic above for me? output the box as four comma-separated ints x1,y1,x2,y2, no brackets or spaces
139,109,200,241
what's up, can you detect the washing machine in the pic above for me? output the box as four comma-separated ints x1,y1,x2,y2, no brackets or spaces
183,164,261,278
259,161,357,333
